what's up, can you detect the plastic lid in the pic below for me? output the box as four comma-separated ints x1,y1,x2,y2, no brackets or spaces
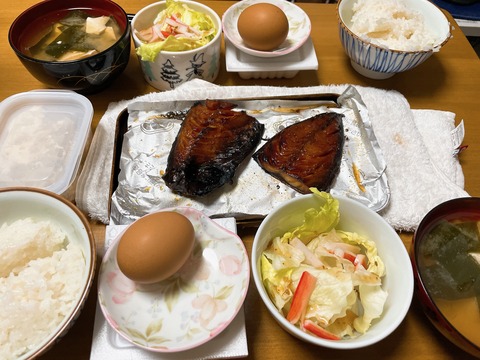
0,90,93,195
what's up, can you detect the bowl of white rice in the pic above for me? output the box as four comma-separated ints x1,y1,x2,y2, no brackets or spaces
0,187,96,359
337,0,451,79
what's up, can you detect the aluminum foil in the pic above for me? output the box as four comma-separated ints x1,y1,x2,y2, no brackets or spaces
110,86,389,225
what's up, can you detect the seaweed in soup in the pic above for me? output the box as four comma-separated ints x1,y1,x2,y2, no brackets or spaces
28,10,121,61
420,220,480,300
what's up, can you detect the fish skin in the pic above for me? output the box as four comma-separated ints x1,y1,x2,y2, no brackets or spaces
163,99,265,197
253,112,344,194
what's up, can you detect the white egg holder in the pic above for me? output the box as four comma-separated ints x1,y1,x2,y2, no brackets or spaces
225,37,318,79
222,0,312,58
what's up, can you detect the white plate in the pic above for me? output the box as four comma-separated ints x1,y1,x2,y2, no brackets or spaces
225,37,318,79
222,0,311,58
97,208,250,353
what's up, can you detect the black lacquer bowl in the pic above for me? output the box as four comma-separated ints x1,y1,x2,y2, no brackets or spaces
8,0,130,94
412,197,480,358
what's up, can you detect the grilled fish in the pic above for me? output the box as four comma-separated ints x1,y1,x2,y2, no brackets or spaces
163,99,264,197
253,112,344,194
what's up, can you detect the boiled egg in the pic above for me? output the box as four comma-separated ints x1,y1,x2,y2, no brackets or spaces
116,211,195,284
237,3,289,51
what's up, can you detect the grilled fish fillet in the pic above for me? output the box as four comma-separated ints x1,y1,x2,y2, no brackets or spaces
253,112,344,194
163,100,264,197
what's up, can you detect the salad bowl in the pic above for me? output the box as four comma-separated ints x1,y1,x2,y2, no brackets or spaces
252,191,414,349
131,0,221,91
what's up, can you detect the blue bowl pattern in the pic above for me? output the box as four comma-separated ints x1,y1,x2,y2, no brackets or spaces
337,0,451,79
338,24,434,77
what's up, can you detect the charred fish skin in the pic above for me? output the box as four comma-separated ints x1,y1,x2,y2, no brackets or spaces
253,112,344,194
163,100,265,197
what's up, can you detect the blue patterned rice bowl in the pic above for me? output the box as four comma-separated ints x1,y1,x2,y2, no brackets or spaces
337,0,451,79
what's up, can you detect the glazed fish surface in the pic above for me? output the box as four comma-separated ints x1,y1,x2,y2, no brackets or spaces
253,112,344,194
163,99,264,197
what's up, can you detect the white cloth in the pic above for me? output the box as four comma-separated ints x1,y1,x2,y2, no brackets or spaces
75,80,469,232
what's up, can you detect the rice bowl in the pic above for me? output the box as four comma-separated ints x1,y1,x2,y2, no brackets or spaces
337,0,451,79
0,188,95,359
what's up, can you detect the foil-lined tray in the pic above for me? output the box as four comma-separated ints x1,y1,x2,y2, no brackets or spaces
109,86,390,225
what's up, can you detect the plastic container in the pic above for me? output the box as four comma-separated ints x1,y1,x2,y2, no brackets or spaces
0,90,93,199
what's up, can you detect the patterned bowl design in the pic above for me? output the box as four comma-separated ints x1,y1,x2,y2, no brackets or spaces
131,0,222,91
337,0,451,79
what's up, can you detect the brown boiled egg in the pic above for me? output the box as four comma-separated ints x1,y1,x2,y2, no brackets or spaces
237,3,289,51
116,211,195,284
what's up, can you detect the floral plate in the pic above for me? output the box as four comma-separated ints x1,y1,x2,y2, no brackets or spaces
222,0,312,58
97,207,250,353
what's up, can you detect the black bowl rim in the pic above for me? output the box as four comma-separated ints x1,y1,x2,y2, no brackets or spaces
412,196,480,354
8,0,130,65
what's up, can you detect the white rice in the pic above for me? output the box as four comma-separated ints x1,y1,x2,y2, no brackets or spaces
0,218,86,359
350,0,441,51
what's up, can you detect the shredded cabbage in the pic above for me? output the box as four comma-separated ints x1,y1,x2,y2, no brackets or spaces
261,190,387,339
135,0,217,61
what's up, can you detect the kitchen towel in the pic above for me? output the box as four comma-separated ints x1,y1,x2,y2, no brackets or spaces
75,79,469,232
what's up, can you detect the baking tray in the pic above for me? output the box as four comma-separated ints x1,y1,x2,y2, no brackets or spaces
108,93,339,216
108,88,389,225
108,93,340,220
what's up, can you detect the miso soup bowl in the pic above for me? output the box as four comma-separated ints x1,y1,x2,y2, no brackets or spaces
8,0,130,94
412,197,480,358
131,0,221,91
337,0,451,79
252,193,414,349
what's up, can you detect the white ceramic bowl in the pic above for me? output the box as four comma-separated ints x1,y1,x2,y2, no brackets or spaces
0,187,96,359
131,0,222,91
337,0,451,79
251,193,413,349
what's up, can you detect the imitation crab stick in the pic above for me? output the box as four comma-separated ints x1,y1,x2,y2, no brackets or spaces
303,319,341,340
286,271,317,324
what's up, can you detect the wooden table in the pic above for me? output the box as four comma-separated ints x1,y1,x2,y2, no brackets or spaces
1,1,480,359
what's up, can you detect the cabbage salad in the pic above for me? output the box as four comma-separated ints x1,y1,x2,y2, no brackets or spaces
261,190,387,340
135,0,217,61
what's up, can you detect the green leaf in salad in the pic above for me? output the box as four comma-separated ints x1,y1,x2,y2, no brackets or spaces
282,189,340,244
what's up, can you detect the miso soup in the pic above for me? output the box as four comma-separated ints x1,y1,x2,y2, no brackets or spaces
418,217,480,346
23,10,122,62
